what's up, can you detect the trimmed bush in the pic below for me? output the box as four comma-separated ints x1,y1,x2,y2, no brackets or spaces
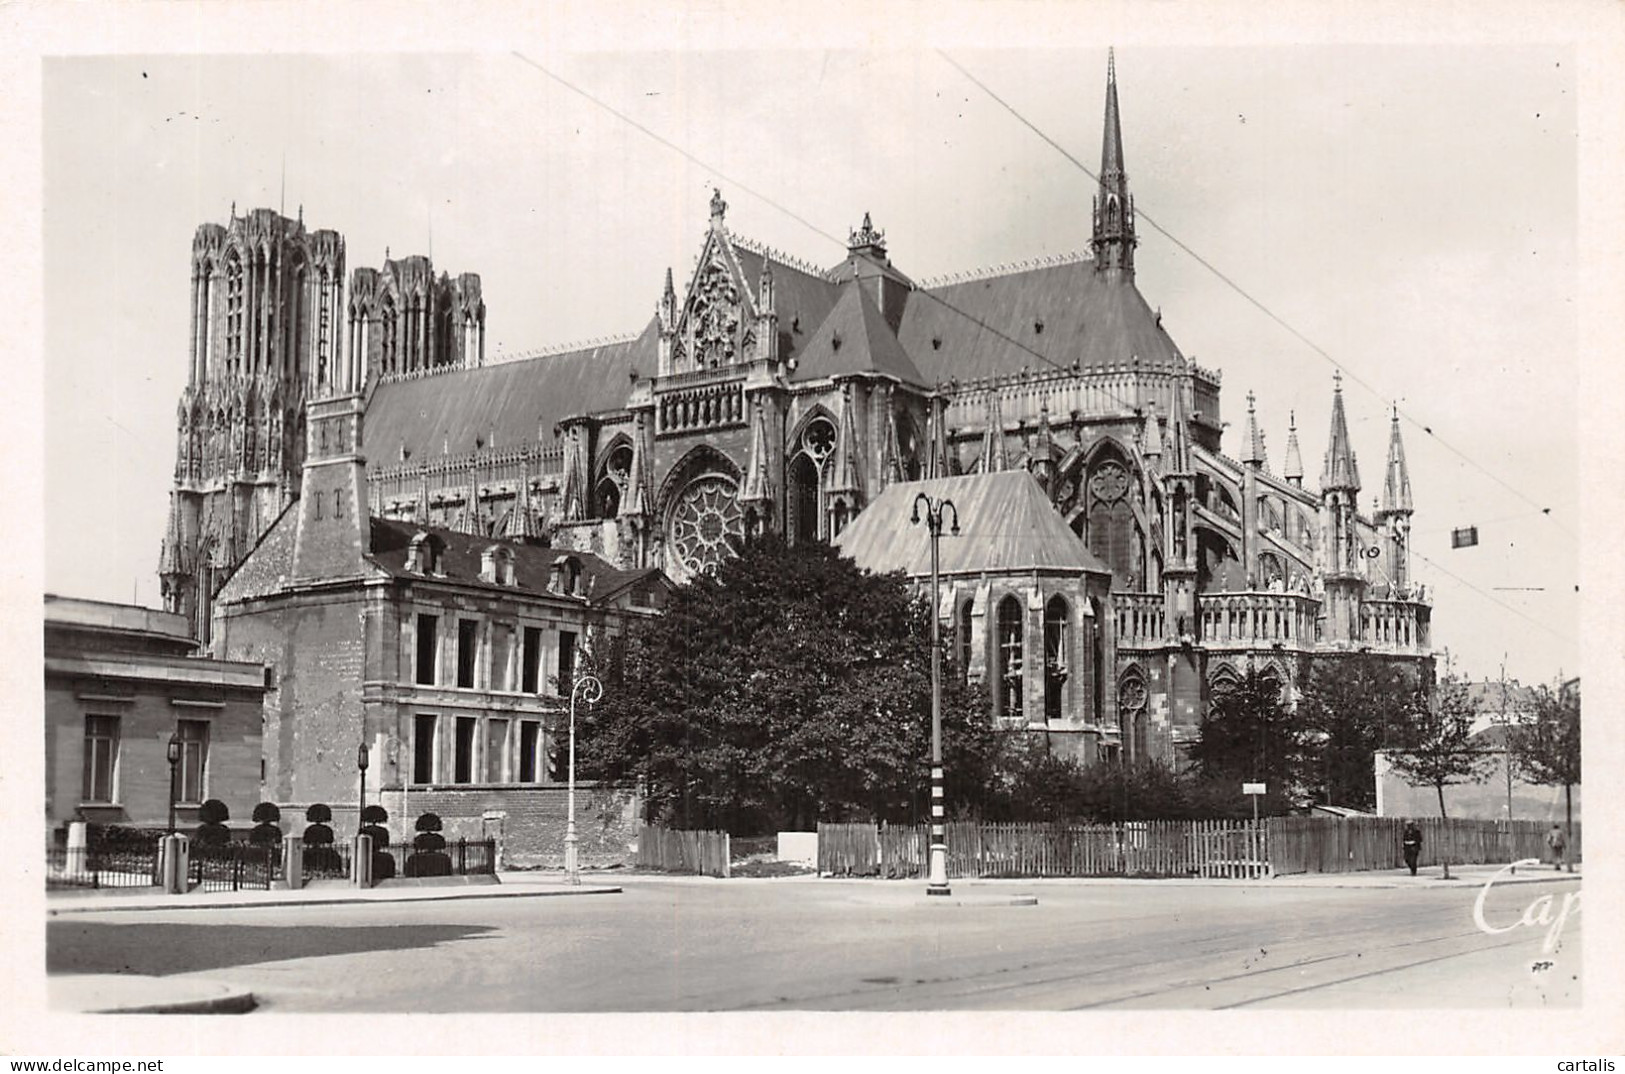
249,802,283,845
306,802,333,824
194,799,232,845
405,813,451,877
359,805,394,880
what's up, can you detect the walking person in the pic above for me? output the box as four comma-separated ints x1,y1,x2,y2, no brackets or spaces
1545,823,1568,872
1402,822,1423,876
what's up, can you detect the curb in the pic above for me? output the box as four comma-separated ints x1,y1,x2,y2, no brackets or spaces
47,884,623,915
51,976,257,1015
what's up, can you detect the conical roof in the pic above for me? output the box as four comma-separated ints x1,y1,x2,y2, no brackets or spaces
834,471,1112,577
1321,373,1361,492
1283,411,1304,483
1381,408,1413,514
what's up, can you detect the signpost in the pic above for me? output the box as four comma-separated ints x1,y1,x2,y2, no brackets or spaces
1243,782,1267,827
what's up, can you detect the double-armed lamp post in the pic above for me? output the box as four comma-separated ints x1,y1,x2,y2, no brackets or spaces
564,673,604,885
911,492,959,897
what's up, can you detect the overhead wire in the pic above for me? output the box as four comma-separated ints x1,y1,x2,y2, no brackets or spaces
936,49,1573,540
511,48,1574,645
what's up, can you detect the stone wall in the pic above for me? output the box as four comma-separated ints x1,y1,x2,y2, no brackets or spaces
385,784,640,869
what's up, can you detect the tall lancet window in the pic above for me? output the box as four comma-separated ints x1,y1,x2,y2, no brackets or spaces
997,595,1024,722
1044,596,1069,723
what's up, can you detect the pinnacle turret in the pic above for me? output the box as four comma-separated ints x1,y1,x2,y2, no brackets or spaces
981,393,1009,473
1242,391,1267,469
1283,410,1304,487
1380,405,1413,516
1320,372,1360,493
1165,378,1193,475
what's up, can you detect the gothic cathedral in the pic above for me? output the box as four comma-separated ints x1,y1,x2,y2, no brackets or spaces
161,55,1432,766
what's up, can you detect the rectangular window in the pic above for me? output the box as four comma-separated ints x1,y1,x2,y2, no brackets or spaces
558,630,577,695
415,614,438,685
454,717,476,784
82,715,119,803
521,627,543,693
177,719,209,803
519,721,541,783
485,719,509,783
413,714,437,784
490,625,512,692
457,619,479,689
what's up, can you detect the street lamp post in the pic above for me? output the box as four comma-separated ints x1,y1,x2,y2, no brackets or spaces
166,733,181,836
565,673,604,885
911,492,959,897
357,741,370,833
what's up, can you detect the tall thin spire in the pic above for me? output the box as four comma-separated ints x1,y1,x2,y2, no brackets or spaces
1091,48,1137,277
1283,410,1304,487
1380,404,1413,515
1320,371,1361,492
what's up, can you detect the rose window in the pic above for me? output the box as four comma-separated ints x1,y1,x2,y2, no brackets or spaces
668,476,744,577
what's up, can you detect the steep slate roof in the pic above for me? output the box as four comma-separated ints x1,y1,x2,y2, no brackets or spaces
367,518,660,599
730,242,842,366
364,319,659,463
834,471,1111,578
791,282,926,386
896,260,1184,384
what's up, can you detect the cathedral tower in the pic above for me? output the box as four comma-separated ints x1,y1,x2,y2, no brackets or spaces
160,207,346,643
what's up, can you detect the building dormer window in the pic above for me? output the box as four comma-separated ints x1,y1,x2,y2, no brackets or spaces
480,544,515,586
549,555,582,596
408,532,445,576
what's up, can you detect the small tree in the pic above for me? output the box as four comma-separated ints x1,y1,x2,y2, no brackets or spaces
303,802,340,875
406,811,451,877
1188,669,1310,800
360,804,395,880
249,802,283,846
194,799,232,846
1387,675,1494,878
1510,683,1581,871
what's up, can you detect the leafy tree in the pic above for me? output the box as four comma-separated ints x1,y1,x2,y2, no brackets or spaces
1188,668,1310,799
1298,654,1425,810
1386,673,1494,820
576,534,994,834
1510,682,1581,868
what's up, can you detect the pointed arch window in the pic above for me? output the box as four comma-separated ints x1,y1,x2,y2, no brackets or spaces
1044,596,1069,723
997,595,1024,721
224,251,245,376
957,597,974,682
1120,672,1148,763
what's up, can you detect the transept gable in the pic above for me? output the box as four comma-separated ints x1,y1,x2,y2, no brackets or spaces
671,226,760,373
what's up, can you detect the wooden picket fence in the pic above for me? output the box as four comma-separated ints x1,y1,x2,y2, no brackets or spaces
1266,817,1581,875
817,817,1578,880
818,820,1270,879
635,826,731,877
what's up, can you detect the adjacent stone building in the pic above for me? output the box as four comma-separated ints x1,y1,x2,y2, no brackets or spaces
211,392,668,862
44,595,267,837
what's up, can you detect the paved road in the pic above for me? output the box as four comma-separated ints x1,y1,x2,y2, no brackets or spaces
46,876,1580,1011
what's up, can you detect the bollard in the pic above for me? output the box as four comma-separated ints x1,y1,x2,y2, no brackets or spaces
65,821,89,881
282,835,304,890
161,834,190,894
352,833,374,888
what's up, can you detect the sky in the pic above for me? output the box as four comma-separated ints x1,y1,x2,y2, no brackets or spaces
25,11,1591,687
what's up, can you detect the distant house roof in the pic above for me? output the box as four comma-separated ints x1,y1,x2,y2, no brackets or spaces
834,470,1112,578
216,508,669,609
363,319,659,464
366,518,664,602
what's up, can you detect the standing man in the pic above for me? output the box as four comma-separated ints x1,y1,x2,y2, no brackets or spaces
1545,823,1567,872
1402,822,1423,876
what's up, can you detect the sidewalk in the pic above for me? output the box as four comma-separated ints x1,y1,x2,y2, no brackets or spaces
47,872,623,916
